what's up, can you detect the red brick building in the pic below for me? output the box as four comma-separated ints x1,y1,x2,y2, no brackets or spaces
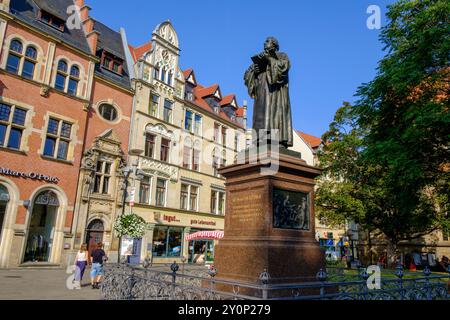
0,0,133,267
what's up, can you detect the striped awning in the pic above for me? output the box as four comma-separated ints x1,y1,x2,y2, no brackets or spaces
185,231,224,242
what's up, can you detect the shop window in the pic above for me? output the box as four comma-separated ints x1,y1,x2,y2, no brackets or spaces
144,133,156,159
160,138,170,163
155,178,167,207
43,118,72,160
0,103,27,150
163,99,173,123
139,176,151,205
152,226,183,257
149,93,159,117
93,161,112,195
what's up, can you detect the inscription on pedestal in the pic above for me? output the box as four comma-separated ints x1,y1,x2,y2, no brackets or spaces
229,189,264,228
273,188,310,231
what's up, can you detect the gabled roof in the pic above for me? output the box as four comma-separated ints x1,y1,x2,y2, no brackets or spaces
128,42,152,62
296,131,322,149
236,107,245,117
220,94,237,108
9,0,91,55
195,84,221,99
93,20,131,90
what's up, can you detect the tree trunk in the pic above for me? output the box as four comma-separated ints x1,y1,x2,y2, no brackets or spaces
386,240,399,269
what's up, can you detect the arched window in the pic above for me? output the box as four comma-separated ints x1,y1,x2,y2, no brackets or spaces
167,70,173,86
212,148,220,177
68,65,80,96
55,60,68,91
183,137,192,169
21,46,37,79
6,40,23,74
153,64,160,80
161,66,167,83
98,103,118,122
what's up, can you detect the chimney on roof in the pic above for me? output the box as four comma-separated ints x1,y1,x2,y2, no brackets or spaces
0,0,11,12
75,1,99,55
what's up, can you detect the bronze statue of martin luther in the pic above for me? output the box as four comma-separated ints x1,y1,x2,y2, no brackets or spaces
244,37,293,148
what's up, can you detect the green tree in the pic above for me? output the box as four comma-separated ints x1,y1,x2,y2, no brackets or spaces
316,0,449,267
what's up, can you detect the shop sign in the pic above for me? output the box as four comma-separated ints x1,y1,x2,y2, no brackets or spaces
121,237,134,256
190,219,217,227
163,215,180,223
0,167,59,184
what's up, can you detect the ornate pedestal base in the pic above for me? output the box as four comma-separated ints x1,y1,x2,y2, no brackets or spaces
213,147,326,298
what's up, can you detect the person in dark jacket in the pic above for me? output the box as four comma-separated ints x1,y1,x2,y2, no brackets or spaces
90,242,108,289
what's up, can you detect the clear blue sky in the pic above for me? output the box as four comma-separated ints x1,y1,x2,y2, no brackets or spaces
90,0,396,138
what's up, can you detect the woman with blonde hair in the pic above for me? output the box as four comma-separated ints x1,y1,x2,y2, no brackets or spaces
73,243,89,289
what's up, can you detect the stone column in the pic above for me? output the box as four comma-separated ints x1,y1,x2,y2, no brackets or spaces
183,227,191,260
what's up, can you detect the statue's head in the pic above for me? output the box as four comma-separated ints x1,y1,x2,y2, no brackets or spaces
264,37,279,53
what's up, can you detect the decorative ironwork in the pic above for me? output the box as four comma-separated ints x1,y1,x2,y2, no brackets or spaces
34,191,59,206
100,264,450,301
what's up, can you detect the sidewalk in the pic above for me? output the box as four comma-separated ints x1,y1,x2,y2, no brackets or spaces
0,268,100,300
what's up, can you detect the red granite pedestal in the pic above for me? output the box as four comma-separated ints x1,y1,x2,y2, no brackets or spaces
213,147,326,298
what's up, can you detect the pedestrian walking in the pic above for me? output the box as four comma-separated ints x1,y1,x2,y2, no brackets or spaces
73,244,89,289
90,242,108,289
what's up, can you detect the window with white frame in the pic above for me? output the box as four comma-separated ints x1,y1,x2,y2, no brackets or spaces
43,117,72,161
149,93,159,118
194,114,202,135
211,190,225,215
180,184,199,212
139,176,152,205
163,99,173,123
0,103,27,150
155,178,167,207
93,160,112,195
6,40,38,80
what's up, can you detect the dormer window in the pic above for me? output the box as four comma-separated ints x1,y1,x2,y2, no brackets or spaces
100,51,123,75
39,10,65,31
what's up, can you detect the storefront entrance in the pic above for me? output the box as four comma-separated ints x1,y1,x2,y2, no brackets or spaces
0,185,9,247
86,219,104,257
188,240,214,265
23,191,59,263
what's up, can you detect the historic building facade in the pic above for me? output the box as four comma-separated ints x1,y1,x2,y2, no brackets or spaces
0,0,94,267
0,0,133,267
123,21,247,264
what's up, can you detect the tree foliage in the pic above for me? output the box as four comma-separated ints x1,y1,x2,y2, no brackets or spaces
316,0,450,257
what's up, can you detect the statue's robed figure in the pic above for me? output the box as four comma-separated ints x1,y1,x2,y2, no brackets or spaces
244,37,293,148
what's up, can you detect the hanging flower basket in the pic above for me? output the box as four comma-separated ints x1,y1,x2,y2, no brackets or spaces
114,213,148,239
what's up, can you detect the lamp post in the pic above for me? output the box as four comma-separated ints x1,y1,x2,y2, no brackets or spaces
117,149,144,264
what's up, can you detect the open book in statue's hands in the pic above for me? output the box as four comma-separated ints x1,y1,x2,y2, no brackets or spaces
251,53,269,73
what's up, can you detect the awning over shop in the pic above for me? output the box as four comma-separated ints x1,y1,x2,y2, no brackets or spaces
185,231,224,242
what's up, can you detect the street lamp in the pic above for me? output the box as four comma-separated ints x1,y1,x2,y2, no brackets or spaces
117,149,144,264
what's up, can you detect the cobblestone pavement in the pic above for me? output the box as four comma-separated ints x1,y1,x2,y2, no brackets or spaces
0,267,100,300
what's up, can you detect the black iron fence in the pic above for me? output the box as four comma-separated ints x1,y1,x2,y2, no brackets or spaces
100,263,450,300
